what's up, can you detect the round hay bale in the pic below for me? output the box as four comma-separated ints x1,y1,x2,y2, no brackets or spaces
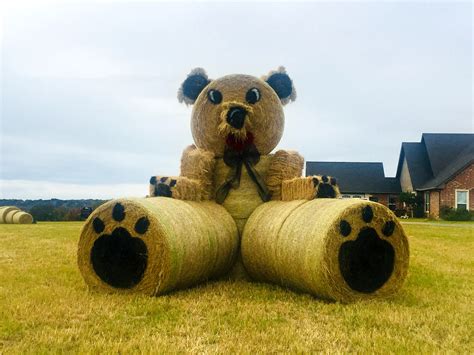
78,197,239,295
241,199,409,302
0,207,19,223
4,210,21,224
12,212,33,224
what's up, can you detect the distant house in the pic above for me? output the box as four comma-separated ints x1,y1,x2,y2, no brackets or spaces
396,133,473,217
306,133,473,218
80,207,93,220
306,162,401,210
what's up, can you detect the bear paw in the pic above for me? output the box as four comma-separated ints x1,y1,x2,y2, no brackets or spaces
281,175,340,201
313,175,339,198
338,205,396,293
90,202,149,289
149,176,203,201
149,176,177,198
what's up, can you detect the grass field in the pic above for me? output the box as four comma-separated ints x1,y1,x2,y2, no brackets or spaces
0,221,473,353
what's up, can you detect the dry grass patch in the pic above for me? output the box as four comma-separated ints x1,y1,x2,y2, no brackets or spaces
0,221,473,353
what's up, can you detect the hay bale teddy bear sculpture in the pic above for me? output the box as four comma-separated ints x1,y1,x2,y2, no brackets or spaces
78,67,409,302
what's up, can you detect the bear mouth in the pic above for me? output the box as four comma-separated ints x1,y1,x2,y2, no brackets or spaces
225,132,255,152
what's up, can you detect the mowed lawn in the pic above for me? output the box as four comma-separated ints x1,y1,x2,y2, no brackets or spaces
0,221,473,353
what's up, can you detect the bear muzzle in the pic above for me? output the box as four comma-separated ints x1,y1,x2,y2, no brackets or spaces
218,101,254,141
226,106,247,129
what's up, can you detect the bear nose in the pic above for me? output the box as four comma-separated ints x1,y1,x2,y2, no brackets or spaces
226,107,247,129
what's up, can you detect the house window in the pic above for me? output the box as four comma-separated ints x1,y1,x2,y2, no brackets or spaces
341,194,368,200
388,196,397,211
455,190,469,210
369,196,379,202
424,191,430,213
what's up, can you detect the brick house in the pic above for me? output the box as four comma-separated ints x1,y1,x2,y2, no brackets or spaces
306,162,402,211
396,133,473,217
306,133,473,218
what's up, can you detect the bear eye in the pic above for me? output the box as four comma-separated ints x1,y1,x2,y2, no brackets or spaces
246,88,261,104
207,89,222,104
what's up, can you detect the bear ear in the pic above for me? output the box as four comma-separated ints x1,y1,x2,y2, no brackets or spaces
177,68,211,105
262,66,296,105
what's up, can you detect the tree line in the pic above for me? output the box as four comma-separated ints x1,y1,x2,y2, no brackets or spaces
0,199,107,221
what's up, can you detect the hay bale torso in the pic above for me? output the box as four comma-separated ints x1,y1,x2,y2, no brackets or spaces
213,155,273,235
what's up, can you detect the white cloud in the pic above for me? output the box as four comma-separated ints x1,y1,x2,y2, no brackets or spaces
128,96,188,117
1,1,471,198
0,179,146,199
21,48,134,79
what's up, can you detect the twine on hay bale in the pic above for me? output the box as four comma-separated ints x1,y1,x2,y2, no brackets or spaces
12,212,34,224
78,197,238,295
0,206,19,223
241,199,409,302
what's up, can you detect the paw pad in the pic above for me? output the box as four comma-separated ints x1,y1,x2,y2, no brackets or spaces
339,220,351,237
315,175,338,198
90,203,148,289
382,220,395,236
150,176,177,197
338,205,396,293
112,202,125,221
134,217,150,234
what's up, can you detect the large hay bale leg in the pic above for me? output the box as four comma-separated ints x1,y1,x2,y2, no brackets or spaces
241,199,409,302
78,197,239,295
0,207,19,224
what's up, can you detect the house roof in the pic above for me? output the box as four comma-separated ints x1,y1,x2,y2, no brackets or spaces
422,133,473,176
306,162,401,194
418,141,474,190
396,133,474,190
396,142,433,189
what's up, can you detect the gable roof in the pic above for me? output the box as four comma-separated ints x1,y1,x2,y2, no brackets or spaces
396,133,474,190
422,133,474,176
306,162,401,194
396,142,433,189
418,141,474,190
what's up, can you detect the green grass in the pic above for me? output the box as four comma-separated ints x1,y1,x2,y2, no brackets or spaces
1,222,473,353
399,217,474,224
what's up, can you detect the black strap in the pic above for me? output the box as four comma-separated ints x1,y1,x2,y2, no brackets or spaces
215,144,271,204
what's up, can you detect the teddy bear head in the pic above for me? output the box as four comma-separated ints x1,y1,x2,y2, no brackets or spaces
178,67,296,157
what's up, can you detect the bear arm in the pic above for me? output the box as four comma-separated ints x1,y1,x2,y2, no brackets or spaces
265,150,304,200
179,144,216,200
149,176,204,201
281,175,341,201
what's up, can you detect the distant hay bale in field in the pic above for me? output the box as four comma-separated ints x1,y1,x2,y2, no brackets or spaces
0,207,33,224
4,210,21,224
0,206,33,224
12,212,34,224
0,206,18,223
0,207,19,223
241,199,409,302
78,197,239,295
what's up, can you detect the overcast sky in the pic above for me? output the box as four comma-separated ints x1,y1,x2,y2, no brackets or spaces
0,1,472,199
